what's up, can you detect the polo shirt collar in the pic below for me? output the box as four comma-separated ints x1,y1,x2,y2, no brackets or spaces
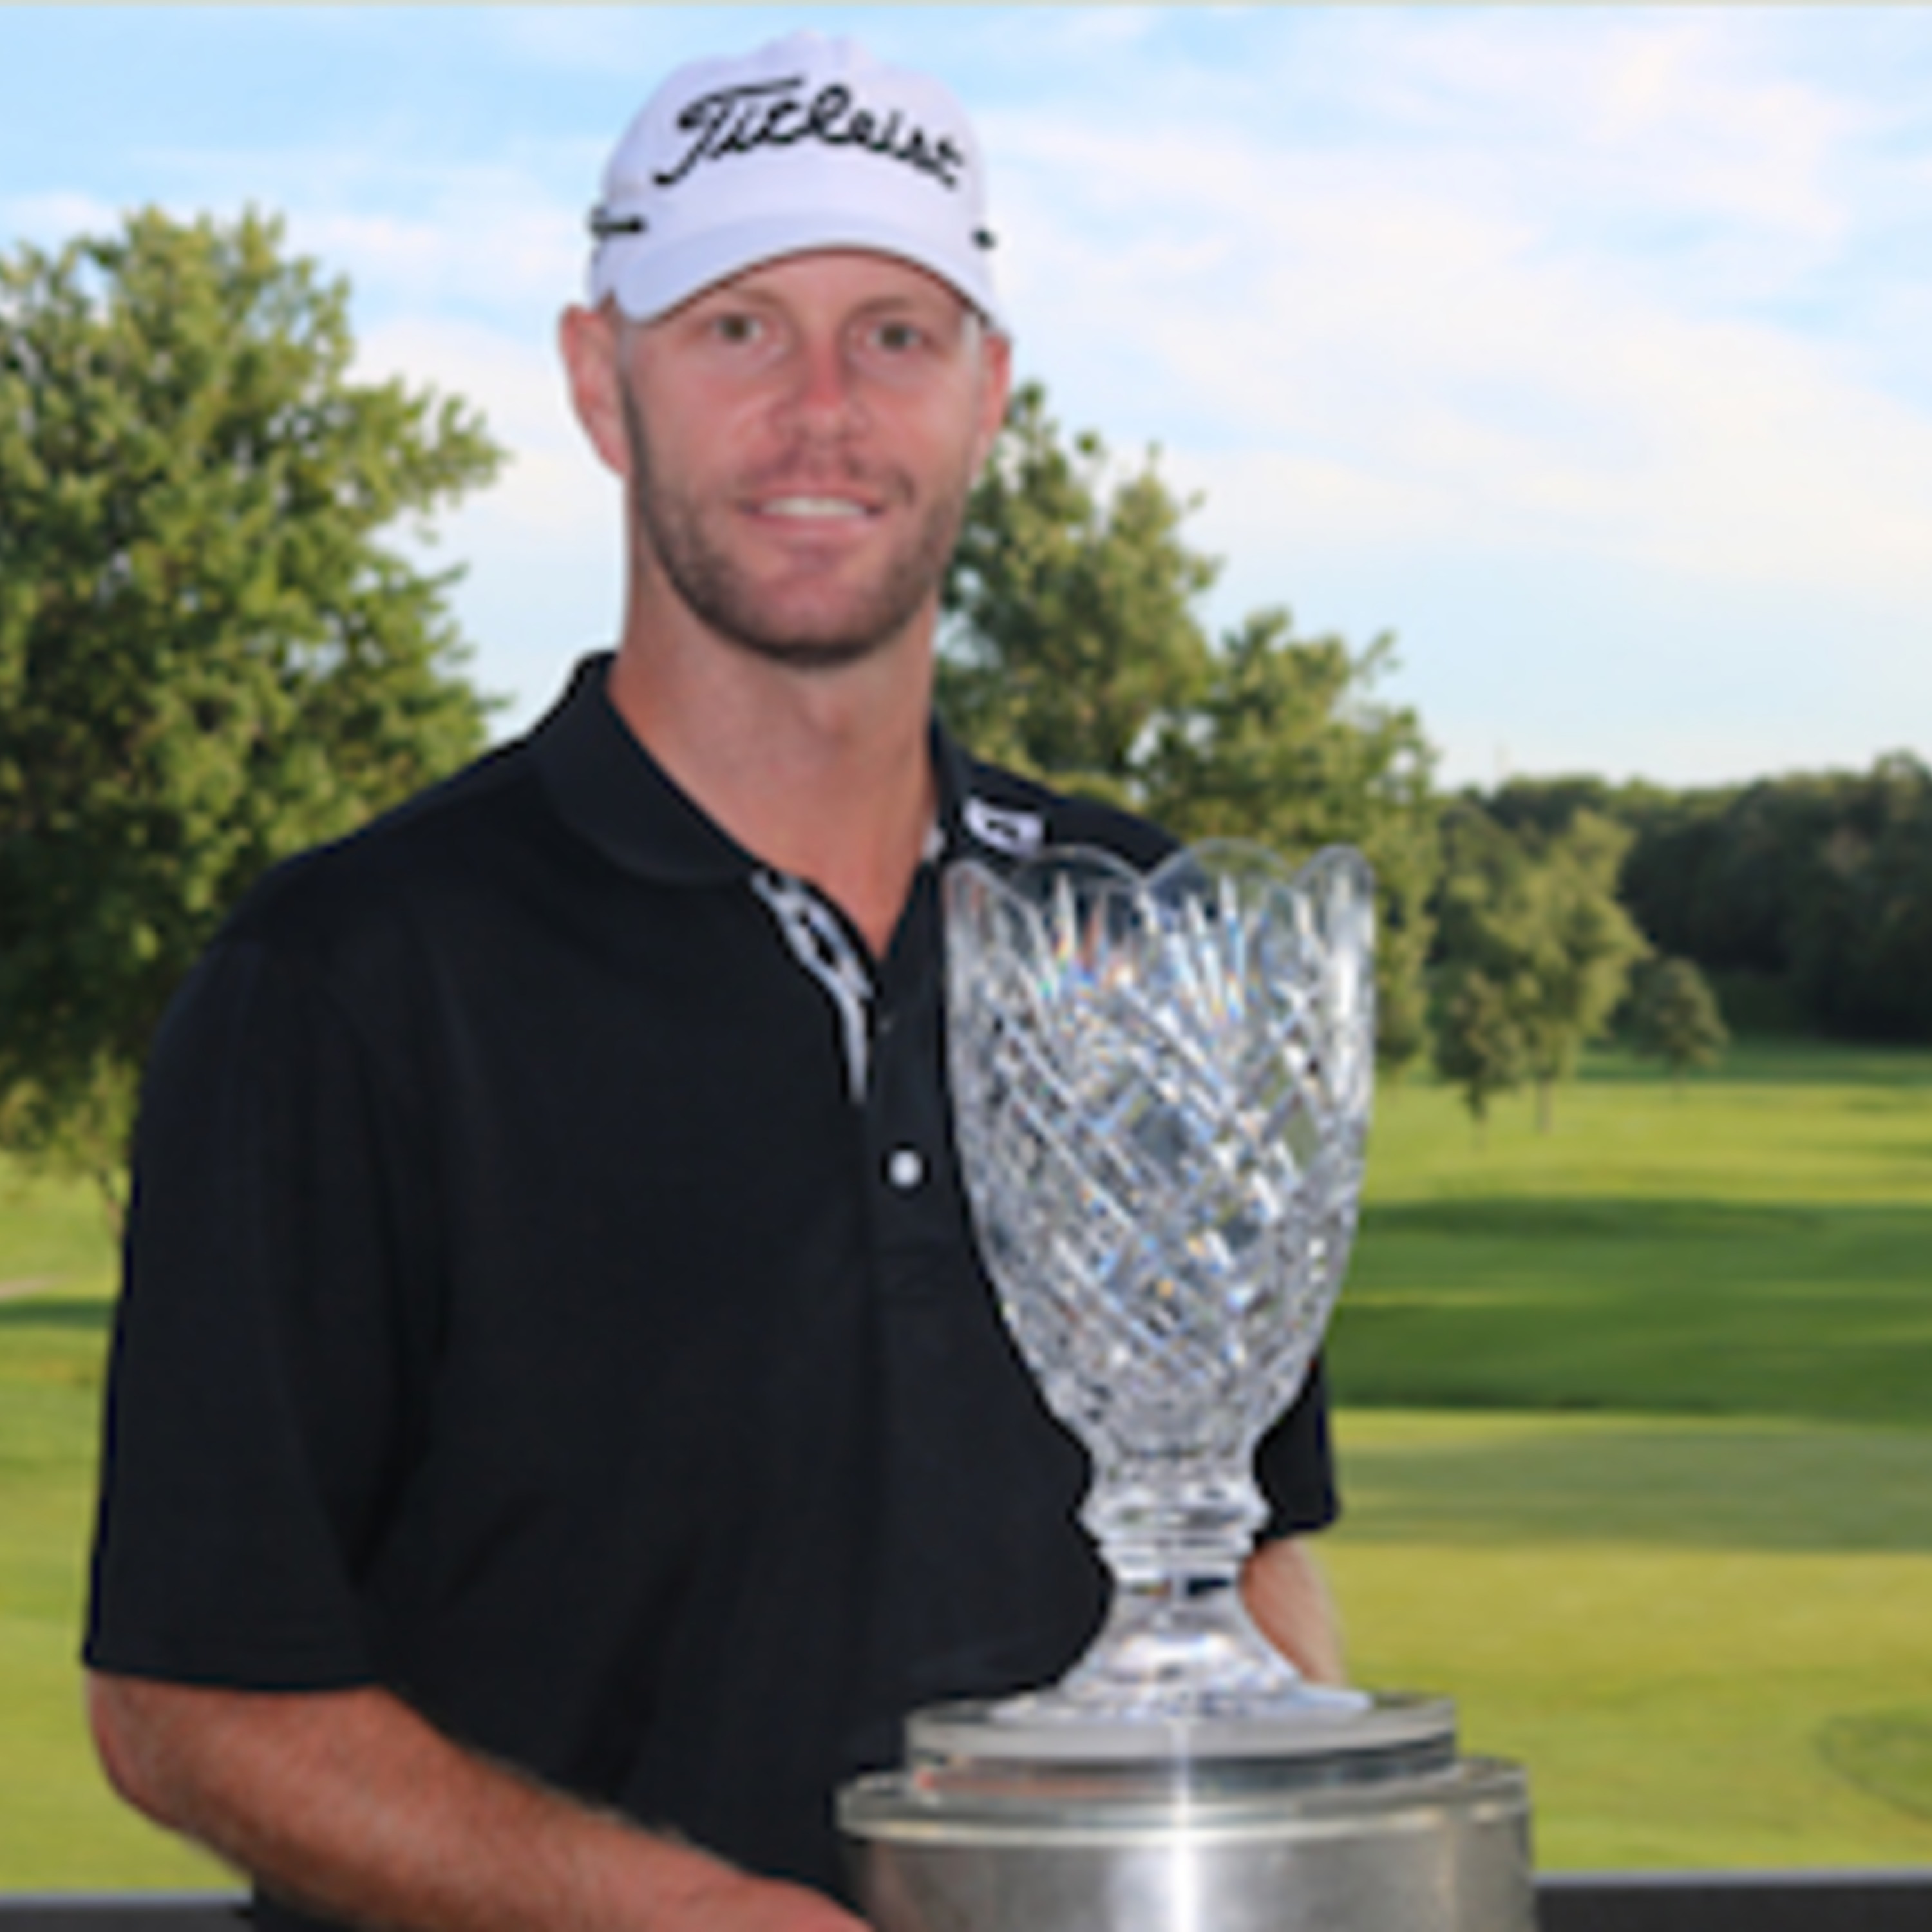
533,650,1045,890
532,654,759,887
933,730,1050,870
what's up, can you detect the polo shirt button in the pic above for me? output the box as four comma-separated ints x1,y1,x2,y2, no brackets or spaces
886,1147,925,1191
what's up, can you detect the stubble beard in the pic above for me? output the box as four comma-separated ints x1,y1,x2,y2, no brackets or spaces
618,380,970,674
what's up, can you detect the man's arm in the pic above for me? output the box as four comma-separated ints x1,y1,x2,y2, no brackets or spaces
87,1673,864,1932
1240,1537,1346,1686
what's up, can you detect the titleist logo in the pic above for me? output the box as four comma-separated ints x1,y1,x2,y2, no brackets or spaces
657,75,966,191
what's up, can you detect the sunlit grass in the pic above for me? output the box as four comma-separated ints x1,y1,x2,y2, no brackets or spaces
1326,1410,1932,1871
1323,1039,1932,1870
0,1161,227,1885
1363,1037,1932,1209
1336,1040,1932,1427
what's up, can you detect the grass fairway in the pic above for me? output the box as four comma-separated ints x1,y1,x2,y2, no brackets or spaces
1324,1037,1932,1870
1,1036,1928,1883
1336,1039,1932,1427
0,1169,228,1888
1324,1410,1932,1870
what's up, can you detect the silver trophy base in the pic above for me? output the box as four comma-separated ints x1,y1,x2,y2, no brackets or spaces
839,1695,1535,1932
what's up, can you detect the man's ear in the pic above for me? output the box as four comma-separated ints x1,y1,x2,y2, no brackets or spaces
558,303,633,480
972,327,1014,473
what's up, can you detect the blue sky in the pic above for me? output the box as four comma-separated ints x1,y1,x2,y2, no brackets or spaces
4,6,1929,788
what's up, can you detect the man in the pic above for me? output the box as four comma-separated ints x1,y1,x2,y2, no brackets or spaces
84,33,1343,1932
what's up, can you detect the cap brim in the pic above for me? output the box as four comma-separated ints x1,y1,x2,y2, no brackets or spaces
595,213,1005,333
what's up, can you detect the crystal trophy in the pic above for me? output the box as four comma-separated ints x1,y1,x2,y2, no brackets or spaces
943,838,1374,1731
837,838,1536,1932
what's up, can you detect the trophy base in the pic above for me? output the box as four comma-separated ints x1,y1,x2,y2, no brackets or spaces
910,1687,1436,1765
976,1573,1377,1732
839,1694,1535,1932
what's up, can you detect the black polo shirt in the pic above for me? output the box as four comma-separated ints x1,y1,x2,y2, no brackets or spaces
86,654,1336,1911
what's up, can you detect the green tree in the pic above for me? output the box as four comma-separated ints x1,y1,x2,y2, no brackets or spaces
1433,802,1648,1133
1566,752,1932,1045
0,207,501,1210
940,381,1213,803
1430,805,1535,1129
1788,754,1932,1042
1514,808,1651,1128
1139,612,1439,1076
1429,962,1526,1141
1629,956,1729,1088
940,383,1439,1075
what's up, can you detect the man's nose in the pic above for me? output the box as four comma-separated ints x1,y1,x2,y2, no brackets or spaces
780,332,867,439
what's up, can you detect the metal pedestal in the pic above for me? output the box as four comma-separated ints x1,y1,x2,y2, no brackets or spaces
840,1696,1535,1932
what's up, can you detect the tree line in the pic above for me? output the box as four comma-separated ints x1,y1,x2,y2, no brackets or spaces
1485,762,1932,1046
2,211,1920,1208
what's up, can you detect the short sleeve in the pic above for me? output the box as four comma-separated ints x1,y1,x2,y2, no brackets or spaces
1253,1356,1339,1539
84,932,426,1690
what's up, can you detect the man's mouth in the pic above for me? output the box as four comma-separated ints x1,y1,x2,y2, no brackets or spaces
757,494,874,521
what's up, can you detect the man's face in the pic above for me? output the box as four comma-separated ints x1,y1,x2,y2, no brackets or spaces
601,250,1010,672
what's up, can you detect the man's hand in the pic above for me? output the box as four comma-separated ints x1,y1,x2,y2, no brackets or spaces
652,1861,870,1932
87,1673,867,1932
1240,1536,1345,1685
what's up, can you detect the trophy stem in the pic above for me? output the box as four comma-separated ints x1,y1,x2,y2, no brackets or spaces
1081,1455,1267,1588
1074,1457,1305,1709
1054,1570,1302,1711
985,1454,1346,1725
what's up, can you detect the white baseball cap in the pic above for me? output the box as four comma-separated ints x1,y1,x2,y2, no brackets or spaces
587,32,1003,330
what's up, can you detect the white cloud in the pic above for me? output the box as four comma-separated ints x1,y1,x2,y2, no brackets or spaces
988,26,1932,628
348,309,621,728
354,313,594,516
0,189,128,246
293,194,582,320
480,7,722,77
1335,9,1855,246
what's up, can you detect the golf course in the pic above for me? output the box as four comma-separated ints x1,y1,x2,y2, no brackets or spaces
1,1036,1927,1886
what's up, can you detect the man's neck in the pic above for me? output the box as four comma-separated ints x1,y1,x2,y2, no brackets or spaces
607,623,938,961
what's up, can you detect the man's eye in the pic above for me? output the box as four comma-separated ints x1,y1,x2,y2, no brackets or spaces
871,319,925,354
710,313,764,346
